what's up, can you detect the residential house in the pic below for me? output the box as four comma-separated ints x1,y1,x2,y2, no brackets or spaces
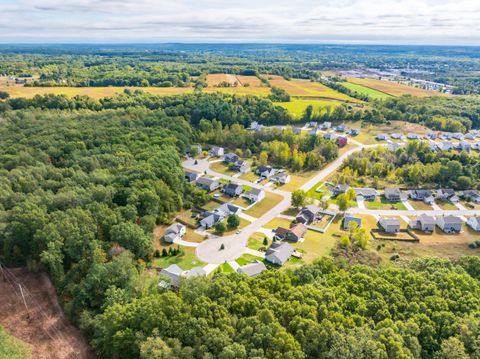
274,223,307,242
354,188,378,201
427,132,437,140
321,121,332,129
376,133,389,141
349,128,360,136
196,177,220,192
324,132,336,140
256,165,275,178
343,214,362,230
199,212,223,229
459,141,471,151
233,160,250,173
452,132,464,140
249,121,260,130
437,215,463,233
409,214,436,233
271,172,291,185
407,133,420,140
296,205,322,224
384,188,403,202
467,216,480,232
332,184,350,196
185,171,199,182
244,188,265,203
215,203,241,217
224,152,239,163
209,146,224,157
265,242,295,265
437,141,453,151
465,133,476,140
159,264,185,287
307,121,318,128
309,128,322,136
391,133,404,140
336,124,347,132
409,189,433,203
185,267,207,278
237,261,267,277
436,189,458,202
336,136,348,147
223,183,244,197
164,223,186,243
387,141,401,152
292,126,302,134
460,190,480,203
378,217,401,233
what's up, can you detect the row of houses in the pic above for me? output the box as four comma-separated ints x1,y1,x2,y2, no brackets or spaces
199,203,241,229
331,184,480,204
377,214,480,234
255,166,291,184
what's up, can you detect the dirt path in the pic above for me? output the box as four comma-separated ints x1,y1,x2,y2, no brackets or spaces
0,267,96,359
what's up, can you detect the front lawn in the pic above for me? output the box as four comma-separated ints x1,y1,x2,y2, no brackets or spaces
436,201,458,210
365,198,407,210
244,192,283,218
247,232,270,250
235,253,264,266
239,171,259,182
209,217,251,235
306,180,331,201
263,217,292,230
409,200,433,211
217,262,235,273
210,161,235,175
154,246,205,270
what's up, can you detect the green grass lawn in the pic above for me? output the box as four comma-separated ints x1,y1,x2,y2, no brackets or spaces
154,246,205,270
217,262,235,273
244,192,283,218
248,232,270,250
239,171,259,182
436,201,458,210
209,217,251,235
263,217,293,230
365,198,407,210
235,253,263,266
202,200,221,211
210,161,235,175
183,228,206,243
231,196,251,207
291,228,337,263
340,82,392,100
306,180,331,201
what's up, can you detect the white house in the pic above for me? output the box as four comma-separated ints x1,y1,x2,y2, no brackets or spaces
467,216,480,232
164,223,186,243
244,188,265,203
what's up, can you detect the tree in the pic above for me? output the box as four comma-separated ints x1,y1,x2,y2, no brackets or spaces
110,222,153,259
339,234,351,248
258,151,268,166
435,337,469,359
227,214,240,228
0,91,10,100
292,190,306,208
337,194,349,212
215,222,226,234
263,237,269,246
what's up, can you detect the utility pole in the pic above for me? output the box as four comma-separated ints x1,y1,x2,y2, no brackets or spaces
18,284,31,319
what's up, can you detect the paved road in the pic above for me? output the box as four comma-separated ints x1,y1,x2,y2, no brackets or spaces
182,143,366,264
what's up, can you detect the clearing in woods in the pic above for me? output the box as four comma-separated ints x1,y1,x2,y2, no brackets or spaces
274,99,341,118
347,77,447,97
0,267,96,359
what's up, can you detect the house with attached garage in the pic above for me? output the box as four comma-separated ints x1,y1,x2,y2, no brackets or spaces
185,171,199,182
409,189,434,203
256,165,275,178
348,128,360,136
467,216,480,232
274,223,307,242
387,141,401,152
376,133,389,141
164,223,186,243
159,264,185,287
391,133,404,140
320,121,332,129
324,132,336,140
437,215,463,233
384,188,403,202
199,212,223,229
209,146,224,157
354,188,378,201
233,160,250,173
378,217,401,233
409,214,436,233
296,205,322,224
271,172,291,185
452,132,464,140
407,133,420,140
196,177,219,192
460,190,480,203
265,242,294,265
244,188,265,203
222,183,244,197
459,141,471,151
237,261,267,277
437,141,453,151
332,184,350,196
343,214,362,230
185,267,207,278
436,189,458,202
224,152,239,163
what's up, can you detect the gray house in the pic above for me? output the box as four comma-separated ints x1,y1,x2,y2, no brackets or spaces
354,188,378,201
343,214,362,230
378,217,401,233
384,188,403,202
164,223,186,243
209,146,224,157
199,212,223,229
409,214,436,233
410,189,434,203
461,190,480,203
237,261,267,277
224,153,239,163
332,184,350,196
256,166,275,178
233,160,250,173
467,216,480,232
159,264,185,287
223,183,244,197
296,205,322,224
185,171,199,182
196,177,219,192
437,215,462,233
185,267,207,278
265,242,294,265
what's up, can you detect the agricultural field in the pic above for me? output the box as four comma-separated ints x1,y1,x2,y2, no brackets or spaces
347,77,447,97
340,82,392,100
274,99,341,118
0,82,193,99
267,75,362,102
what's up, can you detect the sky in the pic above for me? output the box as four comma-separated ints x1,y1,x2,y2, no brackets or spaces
1,0,479,45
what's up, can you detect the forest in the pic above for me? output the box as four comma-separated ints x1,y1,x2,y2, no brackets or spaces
337,141,480,189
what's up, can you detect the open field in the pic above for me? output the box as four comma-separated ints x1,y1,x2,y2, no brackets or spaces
340,82,392,100
267,75,362,102
204,86,271,96
347,77,447,97
0,268,95,359
274,99,341,118
0,83,193,99
244,192,283,218
206,74,241,87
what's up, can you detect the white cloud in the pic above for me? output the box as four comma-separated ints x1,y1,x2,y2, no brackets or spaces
0,0,479,44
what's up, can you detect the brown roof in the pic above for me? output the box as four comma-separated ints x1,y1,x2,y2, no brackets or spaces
289,223,307,238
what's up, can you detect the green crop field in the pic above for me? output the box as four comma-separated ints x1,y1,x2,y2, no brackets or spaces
274,99,341,118
340,82,392,100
